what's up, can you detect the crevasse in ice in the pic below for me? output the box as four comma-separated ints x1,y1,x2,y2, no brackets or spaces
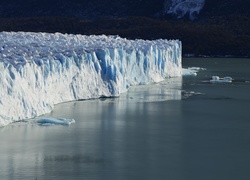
0,32,182,126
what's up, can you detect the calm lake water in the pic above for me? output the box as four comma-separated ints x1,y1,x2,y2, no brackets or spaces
1,58,250,180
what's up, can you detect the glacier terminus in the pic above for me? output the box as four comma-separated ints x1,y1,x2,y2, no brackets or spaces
0,32,182,127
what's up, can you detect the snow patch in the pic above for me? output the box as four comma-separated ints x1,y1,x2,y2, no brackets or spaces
165,0,205,20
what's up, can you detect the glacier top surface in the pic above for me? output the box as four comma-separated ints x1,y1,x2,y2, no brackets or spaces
0,32,179,67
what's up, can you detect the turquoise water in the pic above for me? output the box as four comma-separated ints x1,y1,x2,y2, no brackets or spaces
0,58,250,180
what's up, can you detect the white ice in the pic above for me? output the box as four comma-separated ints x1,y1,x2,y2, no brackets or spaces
210,76,233,83
0,32,182,126
187,67,206,71
182,67,206,76
182,68,197,76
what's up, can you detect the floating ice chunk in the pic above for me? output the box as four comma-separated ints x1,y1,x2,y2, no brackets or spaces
188,67,206,71
182,90,204,99
182,68,197,76
36,118,75,125
210,76,233,83
182,66,206,76
182,69,197,76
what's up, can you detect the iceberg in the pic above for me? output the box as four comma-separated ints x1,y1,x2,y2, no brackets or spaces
210,76,233,83
0,32,182,126
36,118,75,126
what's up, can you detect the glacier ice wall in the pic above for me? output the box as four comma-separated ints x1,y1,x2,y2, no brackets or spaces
0,32,182,126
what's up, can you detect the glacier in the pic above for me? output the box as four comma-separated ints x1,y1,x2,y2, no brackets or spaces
0,32,182,127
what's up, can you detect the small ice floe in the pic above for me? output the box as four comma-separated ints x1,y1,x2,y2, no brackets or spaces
210,76,233,83
188,67,206,71
182,90,204,99
182,67,206,76
182,68,197,76
36,118,75,125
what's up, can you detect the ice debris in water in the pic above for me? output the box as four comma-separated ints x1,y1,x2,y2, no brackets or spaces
182,90,204,99
36,118,75,125
0,32,182,126
210,76,233,83
182,69,197,76
182,67,206,76
188,67,206,71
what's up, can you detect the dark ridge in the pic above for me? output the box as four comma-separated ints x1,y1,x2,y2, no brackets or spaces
0,0,249,57
0,16,249,57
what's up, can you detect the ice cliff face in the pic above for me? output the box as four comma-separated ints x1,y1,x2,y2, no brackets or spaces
165,0,205,20
0,32,182,126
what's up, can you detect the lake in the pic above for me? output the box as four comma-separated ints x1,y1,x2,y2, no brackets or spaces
0,58,250,180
